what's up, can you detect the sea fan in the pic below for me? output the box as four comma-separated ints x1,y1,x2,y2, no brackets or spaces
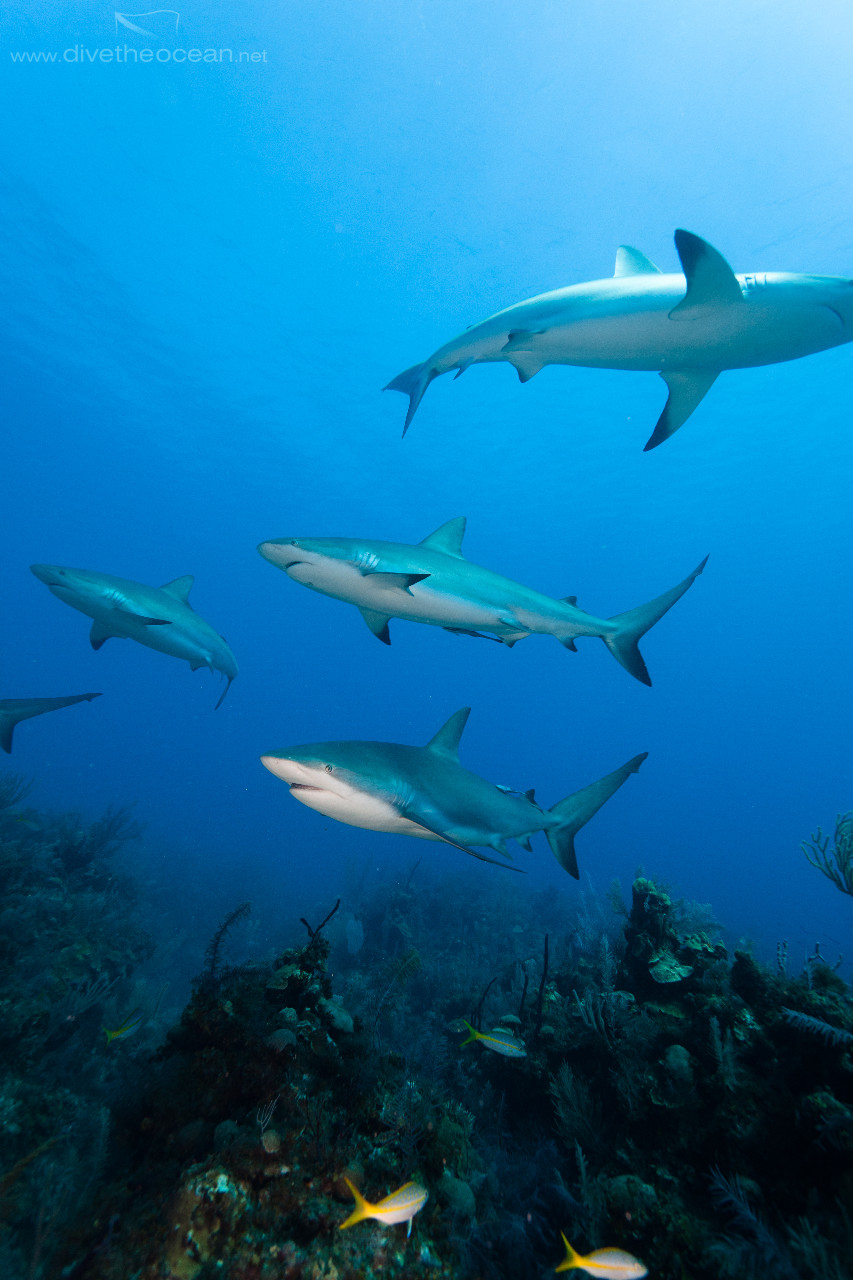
781,1007,853,1047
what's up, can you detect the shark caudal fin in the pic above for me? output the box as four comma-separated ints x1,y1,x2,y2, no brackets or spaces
546,753,648,878
214,674,234,711
384,361,438,436
0,693,102,754
602,557,708,685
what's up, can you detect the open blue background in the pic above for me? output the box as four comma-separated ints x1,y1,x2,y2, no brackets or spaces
2,0,852,964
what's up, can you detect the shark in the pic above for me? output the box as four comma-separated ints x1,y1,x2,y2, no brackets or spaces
260,706,647,878
0,692,101,754
258,518,706,686
30,565,238,707
385,229,853,450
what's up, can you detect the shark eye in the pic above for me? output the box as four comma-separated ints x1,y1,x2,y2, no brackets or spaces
324,764,333,773
291,540,301,548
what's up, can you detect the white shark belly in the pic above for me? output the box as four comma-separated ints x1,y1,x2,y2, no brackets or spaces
306,566,508,630
532,301,847,372
290,784,443,840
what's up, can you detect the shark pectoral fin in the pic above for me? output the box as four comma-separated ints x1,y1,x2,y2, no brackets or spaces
89,621,114,650
358,608,392,645
403,808,525,871
361,571,430,595
160,575,194,604
644,369,718,451
669,229,744,316
419,517,467,557
442,627,503,644
426,707,471,758
116,606,171,625
561,638,578,652
614,245,662,276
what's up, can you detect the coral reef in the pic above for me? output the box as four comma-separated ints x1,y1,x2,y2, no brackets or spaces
0,786,154,1280
4,787,853,1280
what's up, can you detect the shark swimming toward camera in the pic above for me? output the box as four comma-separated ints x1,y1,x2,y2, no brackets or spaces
0,693,102,754
261,706,647,878
386,229,853,449
258,518,706,685
30,565,238,707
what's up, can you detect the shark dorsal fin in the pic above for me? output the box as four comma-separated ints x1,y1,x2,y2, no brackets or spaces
419,517,467,558
426,706,471,758
670,230,743,316
160,574,194,604
614,246,661,277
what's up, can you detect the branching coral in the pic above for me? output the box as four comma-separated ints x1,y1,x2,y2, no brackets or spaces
802,813,853,897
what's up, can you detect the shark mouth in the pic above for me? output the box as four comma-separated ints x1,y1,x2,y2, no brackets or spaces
288,782,324,793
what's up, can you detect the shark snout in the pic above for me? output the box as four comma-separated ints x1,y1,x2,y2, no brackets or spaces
258,541,322,579
260,754,317,787
257,540,301,570
30,563,64,586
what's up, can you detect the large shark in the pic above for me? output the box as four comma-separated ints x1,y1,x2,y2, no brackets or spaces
30,565,238,707
258,518,706,686
261,707,646,879
386,229,853,450
0,692,101,754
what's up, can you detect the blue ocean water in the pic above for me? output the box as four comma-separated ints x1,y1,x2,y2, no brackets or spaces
2,0,852,973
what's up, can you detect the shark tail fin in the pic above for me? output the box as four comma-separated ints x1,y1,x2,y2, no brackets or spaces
339,1179,371,1230
384,361,438,436
214,675,234,710
546,753,648,878
602,557,708,685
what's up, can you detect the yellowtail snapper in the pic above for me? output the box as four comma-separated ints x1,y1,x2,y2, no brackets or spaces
339,1177,428,1237
556,1235,647,1277
460,1019,527,1057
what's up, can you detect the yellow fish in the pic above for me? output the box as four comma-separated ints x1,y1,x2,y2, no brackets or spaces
339,1177,428,1238
460,1019,527,1058
556,1234,647,1278
104,1007,145,1044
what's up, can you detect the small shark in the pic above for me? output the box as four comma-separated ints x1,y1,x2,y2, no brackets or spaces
261,706,647,878
0,693,101,754
30,565,238,707
386,229,853,449
258,518,706,686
